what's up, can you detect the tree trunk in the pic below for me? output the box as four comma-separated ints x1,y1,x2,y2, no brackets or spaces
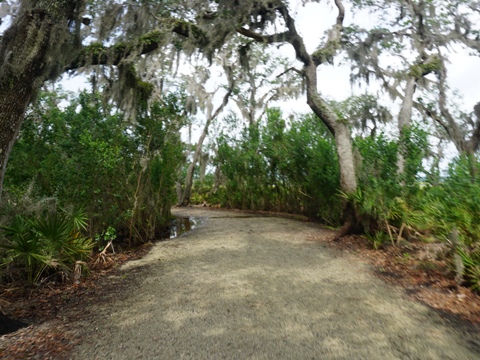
0,0,83,200
199,152,209,182
178,86,233,206
397,76,417,175
436,60,480,156
304,63,357,195
178,124,209,206
304,63,358,237
0,88,32,199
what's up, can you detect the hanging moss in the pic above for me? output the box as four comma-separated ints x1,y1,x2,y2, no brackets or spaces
71,31,166,70
35,0,70,18
113,62,154,114
312,43,339,64
312,25,342,65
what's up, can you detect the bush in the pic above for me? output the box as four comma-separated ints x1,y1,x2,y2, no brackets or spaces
0,206,92,284
351,132,480,289
4,91,184,245
210,109,342,223
347,125,429,245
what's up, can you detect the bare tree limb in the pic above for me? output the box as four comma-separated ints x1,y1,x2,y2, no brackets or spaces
276,66,303,78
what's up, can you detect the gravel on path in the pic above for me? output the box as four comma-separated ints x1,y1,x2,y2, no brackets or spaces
73,207,480,359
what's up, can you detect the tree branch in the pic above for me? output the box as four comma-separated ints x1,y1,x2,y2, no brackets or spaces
414,100,450,135
276,66,303,78
237,3,311,67
436,60,468,152
467,103,480,153
236,28,290,44
311,0,346,66
67,19,208,71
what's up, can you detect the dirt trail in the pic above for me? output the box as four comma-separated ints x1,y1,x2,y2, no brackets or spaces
74,208,480,359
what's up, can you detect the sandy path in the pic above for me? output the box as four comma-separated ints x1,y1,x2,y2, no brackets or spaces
73,208,480,359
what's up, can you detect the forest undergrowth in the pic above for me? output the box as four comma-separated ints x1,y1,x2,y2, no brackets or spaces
1,95,479,336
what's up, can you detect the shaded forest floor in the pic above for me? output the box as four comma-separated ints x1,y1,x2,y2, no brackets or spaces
0,207,479,358
0,247,153,359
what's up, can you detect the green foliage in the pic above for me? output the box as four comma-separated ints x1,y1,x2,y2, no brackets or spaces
346,125,429,246
351,130,480,289
365,231,390,250
212,109,342,223
408,56,442,78
95,226,116,252
0,208,93,285
190,174,219,204
399,125,429,189
421,156,480,244
457,247,480,291
355,133,400,198
3,90,184,246
330,94,393,136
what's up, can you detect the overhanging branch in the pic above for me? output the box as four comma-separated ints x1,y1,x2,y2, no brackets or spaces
67,19,208,71
311,0,346,66
237,3,311,67
237,28,290,44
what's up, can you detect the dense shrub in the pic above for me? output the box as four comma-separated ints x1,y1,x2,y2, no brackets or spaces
349,128,480,288
420,156,480,288
2,91,184,246
344,125,428,240
209,109,342,223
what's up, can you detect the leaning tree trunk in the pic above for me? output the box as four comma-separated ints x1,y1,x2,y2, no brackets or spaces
0,0,83,200
199,152,209,182
178,86,233,206
304,63,357,195
397,54,442,176
178,121,210,206
0,85,33,198
278,0,358,235
304,63,358,237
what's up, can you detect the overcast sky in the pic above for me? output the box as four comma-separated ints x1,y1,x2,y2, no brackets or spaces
288,1,480,111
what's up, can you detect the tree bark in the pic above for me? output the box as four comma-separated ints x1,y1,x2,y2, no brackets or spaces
304,62,359,239
236,0,357,235
304,63,357,195
0,85,32,198
397,75,417,175
0,0,83,200
199,152,209,182
178,121,210,206
178,86,233,206
396,54,440,175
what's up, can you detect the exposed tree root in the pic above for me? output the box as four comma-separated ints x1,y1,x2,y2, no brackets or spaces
333,202,362,241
